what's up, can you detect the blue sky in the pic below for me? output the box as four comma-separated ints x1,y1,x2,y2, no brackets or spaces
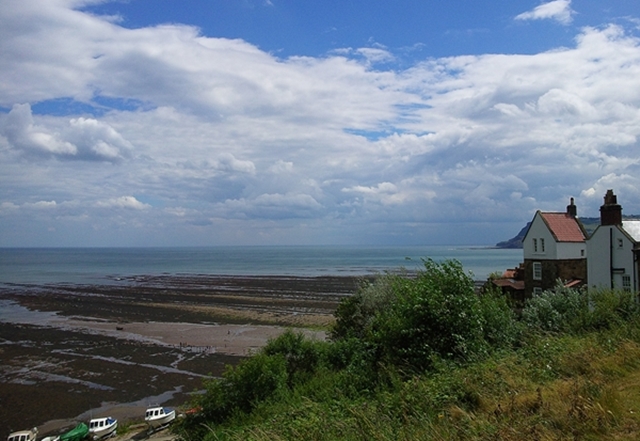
1,0,640,247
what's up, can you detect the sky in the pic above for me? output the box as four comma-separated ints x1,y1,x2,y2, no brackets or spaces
1,0,640,247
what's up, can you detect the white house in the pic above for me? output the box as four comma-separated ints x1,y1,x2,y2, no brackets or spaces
587,190,640,292
522,198,588,296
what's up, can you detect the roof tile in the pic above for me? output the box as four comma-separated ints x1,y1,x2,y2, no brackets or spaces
540,212,586,242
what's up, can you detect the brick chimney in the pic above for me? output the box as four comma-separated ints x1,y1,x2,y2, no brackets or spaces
566,197,577,218
600,189,622,226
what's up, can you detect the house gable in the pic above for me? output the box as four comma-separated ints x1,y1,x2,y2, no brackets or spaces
522,199,587,297
523,211,586,261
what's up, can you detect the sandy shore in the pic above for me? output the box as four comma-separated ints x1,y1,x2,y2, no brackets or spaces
0,274,362,439
52,317,327,357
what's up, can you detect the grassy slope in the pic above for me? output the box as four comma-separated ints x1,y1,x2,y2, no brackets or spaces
194,326,640,440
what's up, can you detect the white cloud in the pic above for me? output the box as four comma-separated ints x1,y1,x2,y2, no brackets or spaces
0,201,20,214
1,1,640,246
3,104,77,156
1,103,132,161
67,117,132,160
331,46,396,66
515,0,575,25
27,200,58,209
218,193,322,220
95,196,150,210
213,153,256,174
268,160,294,173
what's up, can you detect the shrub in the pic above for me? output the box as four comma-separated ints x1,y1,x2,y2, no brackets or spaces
333,259,519,373
522,284,640,334
262,329,327,386
185,352,288,431
331,274,400,340
583,288,640,331
478,284,522,349
373,259,488,369
521,282,585,333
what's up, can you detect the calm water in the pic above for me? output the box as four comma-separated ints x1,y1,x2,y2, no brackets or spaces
0,246,522,285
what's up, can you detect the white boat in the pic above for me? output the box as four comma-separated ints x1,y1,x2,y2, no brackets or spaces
88,417,117,439
144,405,176,429
6,428,38,441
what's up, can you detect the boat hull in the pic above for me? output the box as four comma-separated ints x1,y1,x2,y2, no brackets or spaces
88,417,117,440
145,407,176,429
7,428,38,441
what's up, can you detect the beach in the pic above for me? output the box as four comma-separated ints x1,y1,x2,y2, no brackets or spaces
0,274,363,439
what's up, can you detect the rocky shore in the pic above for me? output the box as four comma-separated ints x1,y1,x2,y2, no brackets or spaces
0,274,364,439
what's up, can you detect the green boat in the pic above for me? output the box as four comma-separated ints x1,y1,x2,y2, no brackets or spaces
59,423,89,441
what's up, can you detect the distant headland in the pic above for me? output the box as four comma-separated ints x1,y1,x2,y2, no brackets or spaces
495,216,640,249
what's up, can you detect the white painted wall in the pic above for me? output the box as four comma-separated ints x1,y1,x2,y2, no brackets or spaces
523,212,556,260
587,226,612,289
523,212,586,260
587,225,636,290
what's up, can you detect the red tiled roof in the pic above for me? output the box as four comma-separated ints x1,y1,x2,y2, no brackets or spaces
540,212,586,242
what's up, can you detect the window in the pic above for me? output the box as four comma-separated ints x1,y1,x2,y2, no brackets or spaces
533,238,538,253
541,238,545,252
533,262,542,280
533,287,543,296
581,249,585,257
617,238,624,249
623,275,631,292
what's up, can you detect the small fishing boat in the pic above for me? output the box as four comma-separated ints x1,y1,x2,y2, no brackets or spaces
58,423,89,441
6,427,38,441
88,417,117,439
144,405,176,429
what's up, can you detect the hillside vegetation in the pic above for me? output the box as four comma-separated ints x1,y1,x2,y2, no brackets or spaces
176,260,640,440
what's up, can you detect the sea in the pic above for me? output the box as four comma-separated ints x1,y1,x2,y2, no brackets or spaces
0,246,522,286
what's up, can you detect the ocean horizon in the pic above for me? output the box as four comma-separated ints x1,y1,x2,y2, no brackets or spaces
0,245,523,286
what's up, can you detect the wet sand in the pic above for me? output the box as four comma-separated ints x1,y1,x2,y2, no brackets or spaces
0,274,364,439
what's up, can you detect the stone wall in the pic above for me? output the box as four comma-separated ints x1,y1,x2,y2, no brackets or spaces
523,258,587,297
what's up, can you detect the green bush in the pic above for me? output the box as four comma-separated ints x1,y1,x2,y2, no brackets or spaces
521,282,585,333
585,288,640,331
262,329,327,386
183,352,288,433
521,283,640,335
374,259,488,369
331,274,400,340
478,284,522,349
333,259,519,372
